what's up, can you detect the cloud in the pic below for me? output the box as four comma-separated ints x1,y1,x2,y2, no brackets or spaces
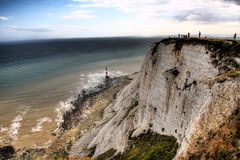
74,0,169,12
1,0,240,41
61,10,95,19
223,0,240,5
70,0,240,22
0,16,9,21
2,26,52,32
14,27,52,32
175,9,240,23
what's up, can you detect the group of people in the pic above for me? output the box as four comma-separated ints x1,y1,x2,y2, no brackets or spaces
177,31,202,39
177,31,237,40
178,33,190,38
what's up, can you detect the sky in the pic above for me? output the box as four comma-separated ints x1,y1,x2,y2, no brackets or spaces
0,0,240,41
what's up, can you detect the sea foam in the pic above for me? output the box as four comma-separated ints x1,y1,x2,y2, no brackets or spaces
31,117,52,132
0,125,8,133
82,70,125,89
8,106,30,141
54,70,125,132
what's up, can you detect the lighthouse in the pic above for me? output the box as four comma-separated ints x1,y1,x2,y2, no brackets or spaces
105,67,110,79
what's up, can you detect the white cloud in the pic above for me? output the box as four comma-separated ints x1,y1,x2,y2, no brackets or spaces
71,0,240,22
61,10,95,19
1,0,240,41
0,16,9,21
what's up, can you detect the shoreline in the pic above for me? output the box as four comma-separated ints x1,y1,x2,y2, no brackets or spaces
0,73,137,159
53,72,137,136
0,56,144,149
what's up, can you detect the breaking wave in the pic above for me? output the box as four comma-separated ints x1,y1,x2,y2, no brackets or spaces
31,117,52,132
0,125,8,133
80,70,125,89
55,70,125,132
8,107,30,141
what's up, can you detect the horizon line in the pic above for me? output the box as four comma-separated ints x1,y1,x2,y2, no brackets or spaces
0,34,238,44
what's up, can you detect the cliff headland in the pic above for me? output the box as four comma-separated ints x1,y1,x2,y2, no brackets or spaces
1,38,240,160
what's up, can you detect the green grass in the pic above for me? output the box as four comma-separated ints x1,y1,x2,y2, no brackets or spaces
96,130,178,160
52,150,68,160
215,151,234,160
121,131,178,160
96,148,117,160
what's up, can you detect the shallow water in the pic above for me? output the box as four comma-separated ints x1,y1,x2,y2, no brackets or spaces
0,37,161,148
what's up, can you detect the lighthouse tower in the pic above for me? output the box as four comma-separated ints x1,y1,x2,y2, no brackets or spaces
105,67,110,79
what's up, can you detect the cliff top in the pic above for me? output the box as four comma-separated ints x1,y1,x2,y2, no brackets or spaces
160,38,240,57
161,37,240,46
151,38,240,75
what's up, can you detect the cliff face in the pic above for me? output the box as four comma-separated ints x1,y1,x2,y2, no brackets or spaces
69,38,240,159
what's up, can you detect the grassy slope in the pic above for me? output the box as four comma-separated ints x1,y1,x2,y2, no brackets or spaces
96,130,179,160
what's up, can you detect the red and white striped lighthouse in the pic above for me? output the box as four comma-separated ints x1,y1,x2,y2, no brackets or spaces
105,67,109,79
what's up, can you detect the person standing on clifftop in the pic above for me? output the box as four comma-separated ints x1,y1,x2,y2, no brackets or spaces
199,31,201,38
188,32,190,38
234,33,237,40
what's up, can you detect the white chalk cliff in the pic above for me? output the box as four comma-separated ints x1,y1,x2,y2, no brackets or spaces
69,38,240,159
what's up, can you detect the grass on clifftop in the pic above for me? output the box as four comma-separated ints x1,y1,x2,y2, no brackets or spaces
161,38,240,58
96,130,179,160
161,37,240,46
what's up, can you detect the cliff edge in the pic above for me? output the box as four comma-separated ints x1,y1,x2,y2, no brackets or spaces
66,38,240,160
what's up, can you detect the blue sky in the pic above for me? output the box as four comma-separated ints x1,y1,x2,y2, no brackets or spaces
0,0,240,41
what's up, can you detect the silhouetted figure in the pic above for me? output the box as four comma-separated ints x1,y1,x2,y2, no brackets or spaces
234,33,237,40
178,33,180,38
188,32,190,38
199,31,201,38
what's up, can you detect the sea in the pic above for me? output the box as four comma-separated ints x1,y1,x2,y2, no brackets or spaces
0,37,161,148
